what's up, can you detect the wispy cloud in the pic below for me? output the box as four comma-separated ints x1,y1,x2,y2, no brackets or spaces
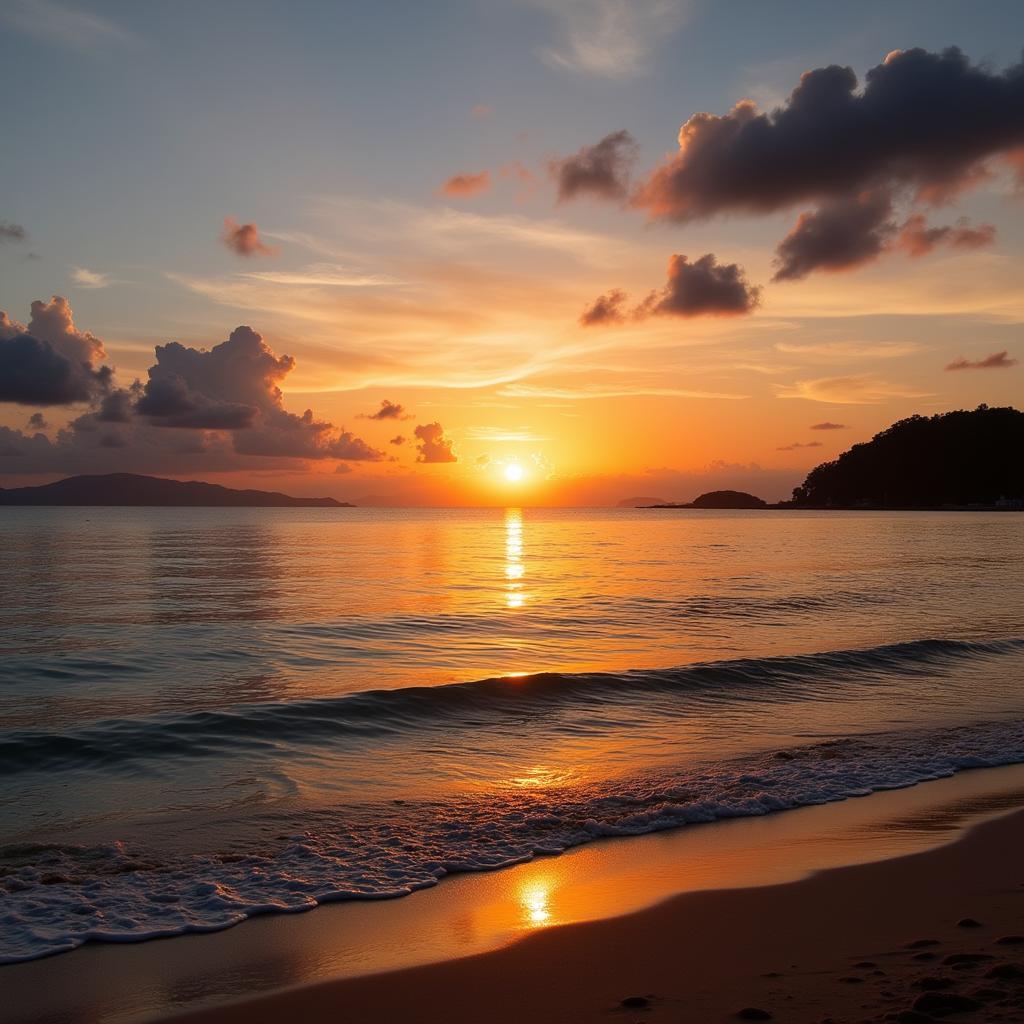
778,375,928,405
535,0,690,79
1,0,140,52
71,266,111,289
239,263,398,288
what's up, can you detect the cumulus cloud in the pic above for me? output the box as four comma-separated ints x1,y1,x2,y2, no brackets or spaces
552,130,638,202
773,190,896,281
810,421,848,430
26,412,48,430
641,253,761,317
0,304,386,474
634,47,1024,222
579,289,628,326
536,0,691,79
389,434,406,446
895,214,996,258
777,440,823,451
414,422,457,463
1,221,27,242
440,171,492,198
579,253,760,327
221,217,277,258
945,350,1018,371
0,297,112,406
361,399,410,421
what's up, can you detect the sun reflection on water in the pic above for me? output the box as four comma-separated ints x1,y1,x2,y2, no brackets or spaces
518,876,553,926
504,508,526,610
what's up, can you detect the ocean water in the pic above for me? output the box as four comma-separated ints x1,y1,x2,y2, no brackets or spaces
1,507,1023,963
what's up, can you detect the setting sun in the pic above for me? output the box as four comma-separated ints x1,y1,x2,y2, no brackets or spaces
504,463,526,483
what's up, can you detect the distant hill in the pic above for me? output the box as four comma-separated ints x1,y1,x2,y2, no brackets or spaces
791,405,1024,508
0,473,352,507
647,490,767,509
616,495,669,508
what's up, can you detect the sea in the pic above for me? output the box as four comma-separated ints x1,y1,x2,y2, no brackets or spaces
2,506,1023,963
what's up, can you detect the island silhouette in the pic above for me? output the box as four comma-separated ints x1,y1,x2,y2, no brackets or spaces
0,473,351,507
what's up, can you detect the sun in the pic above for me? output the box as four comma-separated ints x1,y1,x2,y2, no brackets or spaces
504,462,526,483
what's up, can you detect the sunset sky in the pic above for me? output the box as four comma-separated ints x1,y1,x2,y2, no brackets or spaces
1,0,1021,504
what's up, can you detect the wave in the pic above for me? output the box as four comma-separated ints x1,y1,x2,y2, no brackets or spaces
4,715,1024,964
1,637,1021,775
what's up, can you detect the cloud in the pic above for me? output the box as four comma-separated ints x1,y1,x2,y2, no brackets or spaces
238,263,395,287
0,314,388,474
414,422,457,463
221,217,277,258
776,440,823,451
389,434,406,446
0,221,27,243
26,412,48,430
552,130,638,202
579,289,628,326
810,421,848,430
136,325,385,459
536,0,691,79
471,104,493,119
71,266,112,289
772,190,896,281
361,399,410,421
641,253,761,317
945,350,1018,371
0,0,139,52
0,297,112,406
895,214,996,258
440,171,492,198
633,48,1024,222
779,374,927,404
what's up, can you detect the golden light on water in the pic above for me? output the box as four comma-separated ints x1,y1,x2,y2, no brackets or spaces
518,877,553,926
504,508,526,610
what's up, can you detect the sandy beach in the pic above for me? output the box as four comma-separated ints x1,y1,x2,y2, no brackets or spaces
5,763,1024,1024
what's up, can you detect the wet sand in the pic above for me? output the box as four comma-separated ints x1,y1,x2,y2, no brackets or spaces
7,764,1024,1023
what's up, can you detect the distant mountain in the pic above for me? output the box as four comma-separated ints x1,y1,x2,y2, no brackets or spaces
616,495,669,508
0,473,352,507
791,405,1024,508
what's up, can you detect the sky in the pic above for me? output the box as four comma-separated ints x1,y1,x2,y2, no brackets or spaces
1,0,1022,505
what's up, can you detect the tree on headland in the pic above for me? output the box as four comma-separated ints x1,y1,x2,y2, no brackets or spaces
790,405,1024,507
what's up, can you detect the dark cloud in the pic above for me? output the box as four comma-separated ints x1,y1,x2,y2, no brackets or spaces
0,297,112,406
641,254,761,317
634,48,1024,222
945,350,1018,371
221,217,277,258
440,171,491,197
361,399,410,421
389,435,406,446
1,221,27,243
552,130,638,202
810,421,848,430
895,214,996,258
0,308,385,474
414,422,457,463
579,289,628,326
777,441,824,451
773,190,896,281
26,412,48,430
96,387,138,423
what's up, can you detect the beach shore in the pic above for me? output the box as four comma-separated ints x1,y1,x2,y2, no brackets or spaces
7,764,1024,1024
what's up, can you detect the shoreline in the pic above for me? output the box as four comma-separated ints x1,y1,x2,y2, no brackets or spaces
7,762,1024,1023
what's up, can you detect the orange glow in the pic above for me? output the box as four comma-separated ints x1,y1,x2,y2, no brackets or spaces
504,462,526,483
